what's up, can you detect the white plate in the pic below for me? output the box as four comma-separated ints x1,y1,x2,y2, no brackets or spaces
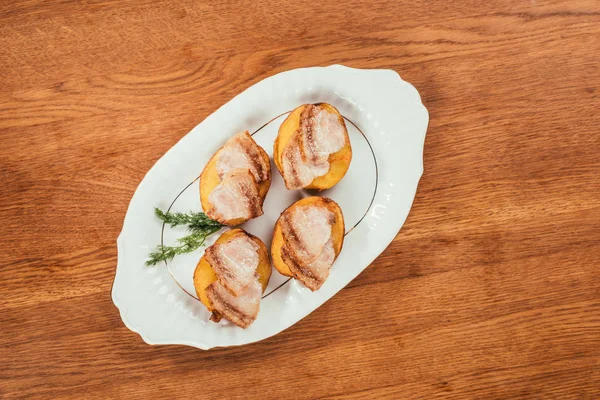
112,65,429,349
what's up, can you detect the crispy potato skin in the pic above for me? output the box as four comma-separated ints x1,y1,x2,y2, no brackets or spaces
270,196,345,278
193,228,271,311
274,103,352,190
199,135,271,226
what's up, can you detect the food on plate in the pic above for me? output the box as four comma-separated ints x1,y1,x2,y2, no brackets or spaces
271,196,344,291
193,228,271,328
274,103,352,190
200,131,271,225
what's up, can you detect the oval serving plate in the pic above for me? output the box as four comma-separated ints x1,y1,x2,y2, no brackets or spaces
112,64,429,349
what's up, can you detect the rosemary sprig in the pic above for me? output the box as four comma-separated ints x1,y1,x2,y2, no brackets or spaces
154,208,222,230
146,208,223,266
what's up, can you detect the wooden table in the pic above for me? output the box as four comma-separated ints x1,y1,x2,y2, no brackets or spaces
2,1,599,398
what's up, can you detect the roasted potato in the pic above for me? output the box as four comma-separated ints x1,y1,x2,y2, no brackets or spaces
200,132,271,226
274,103,352,190
271,196,345,279
193,228,271,312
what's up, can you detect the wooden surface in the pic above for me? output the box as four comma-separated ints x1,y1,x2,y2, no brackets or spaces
2,0,599,398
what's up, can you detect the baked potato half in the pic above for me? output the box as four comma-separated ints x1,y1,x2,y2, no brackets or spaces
200,131,271,226
193,228,271,312
274,103,352,190
271,196,345,283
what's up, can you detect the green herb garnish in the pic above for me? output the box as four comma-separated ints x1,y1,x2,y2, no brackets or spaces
146,208,223,266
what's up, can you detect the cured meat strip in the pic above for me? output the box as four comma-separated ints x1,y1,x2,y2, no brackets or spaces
282,238,335,291
206,169,263,223
282,133,330,190
204,234,260,296
206,279,262,329
217,131,269,183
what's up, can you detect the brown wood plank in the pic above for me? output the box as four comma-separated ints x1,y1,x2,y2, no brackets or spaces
2,0,599,398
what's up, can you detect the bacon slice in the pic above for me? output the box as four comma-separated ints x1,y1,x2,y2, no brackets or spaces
282,238,335,291
206,279,262,328
204,234,260,296
217,131,269,183
299,104,346,162
204,231,263,328
282,134,330,190
281,105,346,189
206,169,263,224
280,205,337,291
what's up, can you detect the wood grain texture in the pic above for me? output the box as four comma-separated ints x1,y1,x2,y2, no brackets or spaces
1,0,599,398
